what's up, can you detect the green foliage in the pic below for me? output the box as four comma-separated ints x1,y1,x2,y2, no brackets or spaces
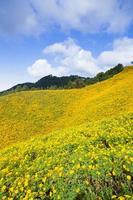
0,114,132,199
0,64,124,96
68,79,86,88
86,64,124,85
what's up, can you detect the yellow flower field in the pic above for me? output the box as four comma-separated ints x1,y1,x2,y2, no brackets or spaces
0,66,132,149
0,66,133,199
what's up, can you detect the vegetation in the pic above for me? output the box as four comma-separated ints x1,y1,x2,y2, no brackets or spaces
0,66,132,199
0,113,133,200
0,64,124,96
0,66,132,149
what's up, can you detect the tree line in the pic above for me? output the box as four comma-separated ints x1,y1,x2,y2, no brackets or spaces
0,64,124,96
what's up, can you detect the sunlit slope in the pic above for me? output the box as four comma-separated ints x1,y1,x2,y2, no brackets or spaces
0,113,133,199
0,66,132,148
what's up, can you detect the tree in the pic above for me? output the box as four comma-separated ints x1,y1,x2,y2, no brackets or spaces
15,85,22,92
67,79,85,89
22,85,29,91
96,72,105,82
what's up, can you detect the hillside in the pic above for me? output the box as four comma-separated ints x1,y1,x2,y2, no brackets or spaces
0,66,133,199
0,64,123,95
0,113,132,199
0,66,132,149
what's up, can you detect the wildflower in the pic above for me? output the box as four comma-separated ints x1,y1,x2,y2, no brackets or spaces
42,177,46,183
112,195,117,199
9,187,14,192
27,189,31,194
85,180,89,185
52,188,56,194
24,180,29,187
82,165,86,169
50,191,53,197
118,196,125,200
88,165,93,170
15,189,19,194
1,185,6,192
69,169,74,175
127,175,131,181
76,164,80,169
58,172,62,177
39,183,43,188
20,187,24,192
124,195,132,198
112,171,116,176
76,188,80,193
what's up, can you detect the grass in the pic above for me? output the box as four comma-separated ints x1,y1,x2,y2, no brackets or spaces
0,66,133,199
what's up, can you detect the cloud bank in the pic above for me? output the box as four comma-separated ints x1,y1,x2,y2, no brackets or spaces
0,0,133,36
28,37,133,77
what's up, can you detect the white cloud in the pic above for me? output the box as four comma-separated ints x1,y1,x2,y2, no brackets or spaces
28,37,133,77
98,37,133,68
28,59,68,77
0,0,133,36
28,39,100,77
29,0,133,33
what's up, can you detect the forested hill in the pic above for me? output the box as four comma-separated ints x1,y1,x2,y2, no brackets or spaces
0,64,123,95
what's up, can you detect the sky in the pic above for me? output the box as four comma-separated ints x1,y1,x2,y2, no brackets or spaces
0,0,133,91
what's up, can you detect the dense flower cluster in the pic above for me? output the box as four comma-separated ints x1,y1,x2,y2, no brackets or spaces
0,67,132,199
0,67,132,149
0,114,132,199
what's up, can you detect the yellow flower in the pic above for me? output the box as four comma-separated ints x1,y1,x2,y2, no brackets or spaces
52,188,56,194
24,180,29,187
127,175,131,181
9,187,14,192
50,191,52,197
18,181,21,186
88,165,93,170
1,185,6,192
69,169,74,175
39,183,43,188
42,177,46,183
76,188,80,193
112,195,117,199
97,171,100,175
112,171,116,176
2,168,9,173
130,157,133,162
124,195,132,198
118,196,125,200
76,164,80,169
58,172,62,177
15,189,19,194
82,165,86,169
85,180,89,185
27,189,31,194
20,187,24,192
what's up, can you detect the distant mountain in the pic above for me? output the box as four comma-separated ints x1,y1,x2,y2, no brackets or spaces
0,64,124,95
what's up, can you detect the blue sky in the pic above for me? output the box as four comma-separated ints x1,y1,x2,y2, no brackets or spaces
0,0,133,91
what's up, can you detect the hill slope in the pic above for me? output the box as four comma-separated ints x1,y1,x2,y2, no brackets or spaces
0,66,132,199
0,66,132,149
0,112,132,199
